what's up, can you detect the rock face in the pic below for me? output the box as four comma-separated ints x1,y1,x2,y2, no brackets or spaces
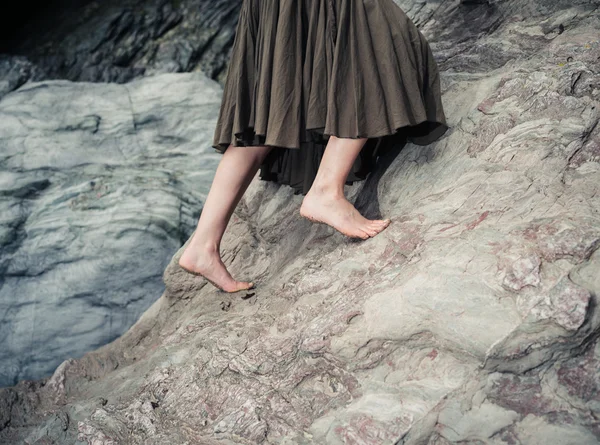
0,55,45,99
0,73,222,387
1,0,600,444
0,0,243,98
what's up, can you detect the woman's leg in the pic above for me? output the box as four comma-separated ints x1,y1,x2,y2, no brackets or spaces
178,144,273,292
300,135,391,239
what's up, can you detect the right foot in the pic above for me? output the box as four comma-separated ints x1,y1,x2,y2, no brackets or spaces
178,244,254,293
300,189,391,239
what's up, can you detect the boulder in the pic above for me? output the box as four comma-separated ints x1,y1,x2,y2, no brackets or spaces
0,72,221,387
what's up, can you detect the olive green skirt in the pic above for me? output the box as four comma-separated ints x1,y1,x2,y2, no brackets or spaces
212,0,449,195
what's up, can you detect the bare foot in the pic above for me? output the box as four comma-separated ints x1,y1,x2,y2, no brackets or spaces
178,243,254,293
300,189,391,239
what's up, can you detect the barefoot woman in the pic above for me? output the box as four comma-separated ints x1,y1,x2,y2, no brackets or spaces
179,0,449,292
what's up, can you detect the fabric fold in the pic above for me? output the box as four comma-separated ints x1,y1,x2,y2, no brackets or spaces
212,0,449,195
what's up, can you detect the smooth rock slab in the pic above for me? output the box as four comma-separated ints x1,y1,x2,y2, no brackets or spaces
0,72,222,387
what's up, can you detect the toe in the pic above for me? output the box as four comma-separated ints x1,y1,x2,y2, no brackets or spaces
367,222,387,232
235,281,254,291
366,221,391,236
356,228,371,239
366,221,385,229
367,221,385,228
376,220,391,230
221,282,236,292
362,226,380,237
345,227,369,239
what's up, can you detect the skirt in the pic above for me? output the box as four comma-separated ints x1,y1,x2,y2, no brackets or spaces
212,0,449,195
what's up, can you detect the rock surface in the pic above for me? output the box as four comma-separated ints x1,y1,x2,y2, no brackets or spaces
0,72,222,387
1,0,600,444
0,0,243,98
0,55,45,99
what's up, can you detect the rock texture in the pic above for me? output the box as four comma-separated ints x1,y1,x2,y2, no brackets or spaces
0,55,45,99
0,73,222,387
1,0,600,444
0,0,243,98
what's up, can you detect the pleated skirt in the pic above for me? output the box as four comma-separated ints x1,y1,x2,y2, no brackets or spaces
212,0,449,195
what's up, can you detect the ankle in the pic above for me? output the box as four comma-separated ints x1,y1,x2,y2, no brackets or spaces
189,235,220,255
307,181,344,199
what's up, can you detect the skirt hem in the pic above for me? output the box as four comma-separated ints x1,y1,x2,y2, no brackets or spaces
212,119,449,153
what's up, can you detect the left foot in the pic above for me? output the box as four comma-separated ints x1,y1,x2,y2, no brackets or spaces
300,188,391,239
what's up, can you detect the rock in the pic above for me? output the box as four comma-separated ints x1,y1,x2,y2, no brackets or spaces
1,0,599,444
0,54,45,99
0,72,222,387
0,0,244,98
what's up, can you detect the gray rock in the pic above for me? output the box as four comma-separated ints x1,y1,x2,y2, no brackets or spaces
1,0,244,97
0,72,223,387
1,0,600,444
0,55,45,99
